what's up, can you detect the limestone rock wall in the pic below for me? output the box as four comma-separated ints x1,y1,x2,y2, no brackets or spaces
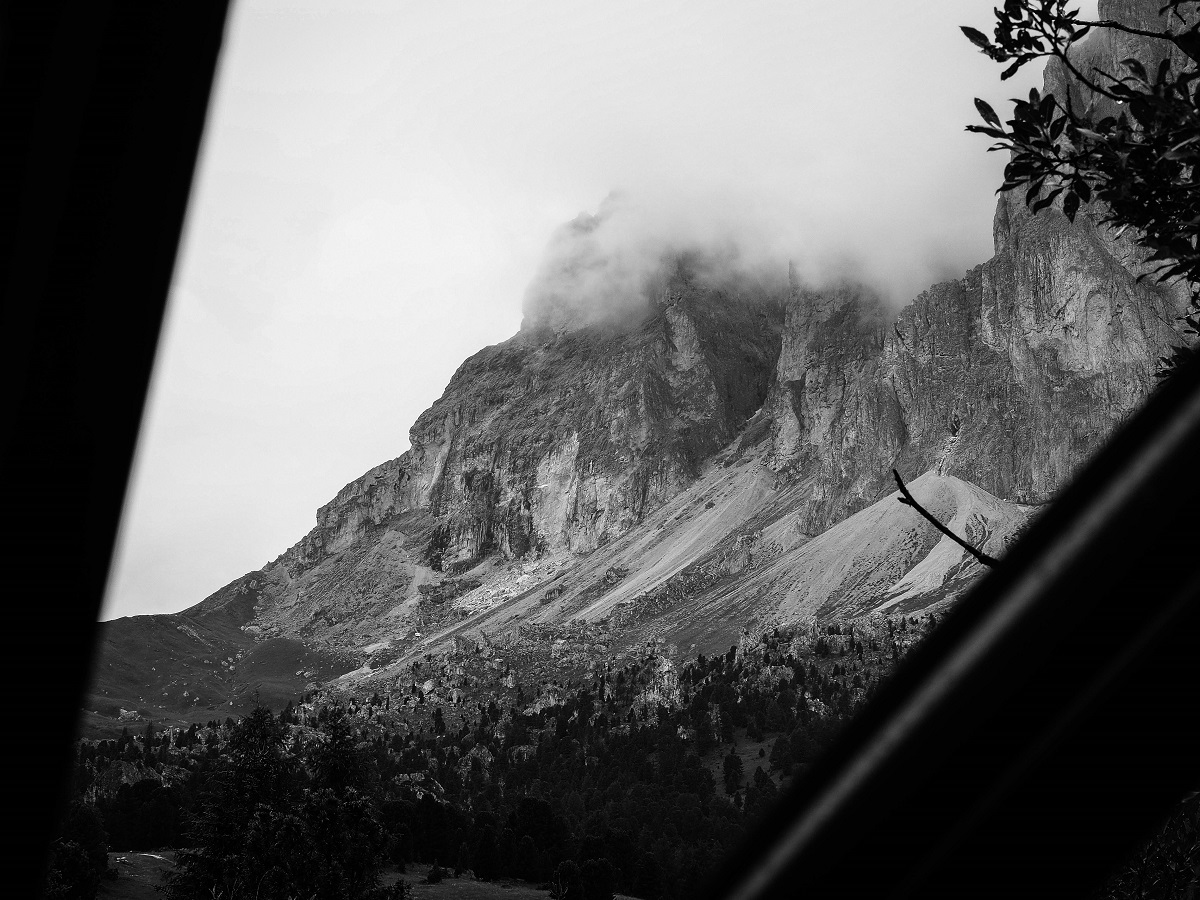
281,261,785,573
762,0,1192,531
767,174,1189,535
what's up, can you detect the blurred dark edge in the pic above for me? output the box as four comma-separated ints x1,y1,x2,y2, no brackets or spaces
0,4,231,896
706,354,1200,895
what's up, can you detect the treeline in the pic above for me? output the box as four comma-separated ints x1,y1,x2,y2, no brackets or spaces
43,617,932,899
45,614,1195,900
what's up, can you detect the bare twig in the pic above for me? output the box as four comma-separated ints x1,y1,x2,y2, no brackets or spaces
1081,19,1188,42
892,469,1000,568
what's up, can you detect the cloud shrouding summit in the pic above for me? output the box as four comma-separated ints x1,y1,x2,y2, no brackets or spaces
521,182,977,333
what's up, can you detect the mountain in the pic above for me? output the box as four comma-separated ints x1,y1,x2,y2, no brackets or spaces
83,0,1192,735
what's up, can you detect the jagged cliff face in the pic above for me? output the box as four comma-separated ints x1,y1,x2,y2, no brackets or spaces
765,194,1188,535
299,0,1189,578
288,255,785,572
763,0,1192,532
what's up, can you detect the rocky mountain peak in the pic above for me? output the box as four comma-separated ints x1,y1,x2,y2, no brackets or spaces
86,7,1196,732
519,192,654,334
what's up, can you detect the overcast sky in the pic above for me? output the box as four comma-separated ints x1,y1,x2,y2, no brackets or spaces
100,0,1100,621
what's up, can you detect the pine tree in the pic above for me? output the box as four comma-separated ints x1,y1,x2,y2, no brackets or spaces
454,840,471,878
723,752,744,795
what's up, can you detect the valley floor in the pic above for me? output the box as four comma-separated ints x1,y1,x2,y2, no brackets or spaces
98,854,640,900
101,852,175,900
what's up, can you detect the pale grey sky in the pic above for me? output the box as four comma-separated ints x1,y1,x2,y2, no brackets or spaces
101,1,1099,620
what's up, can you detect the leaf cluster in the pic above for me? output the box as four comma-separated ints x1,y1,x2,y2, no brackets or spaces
963,1,1200,375
962,0,1095,81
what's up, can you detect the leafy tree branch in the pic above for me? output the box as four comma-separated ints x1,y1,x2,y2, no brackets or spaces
962,0,1200,376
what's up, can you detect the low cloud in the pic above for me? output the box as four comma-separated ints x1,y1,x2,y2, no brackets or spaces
521,185,985,331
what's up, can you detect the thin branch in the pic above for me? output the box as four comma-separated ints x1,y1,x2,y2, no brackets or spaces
892,469,1000,568
1026,16,1125,99
1052,45,1126,100
1080,19,1191,42
1086,17,1200,64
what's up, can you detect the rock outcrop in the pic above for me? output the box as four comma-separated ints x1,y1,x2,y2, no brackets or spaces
765,192,1188,535
764,0,1193,531
282,254,785,572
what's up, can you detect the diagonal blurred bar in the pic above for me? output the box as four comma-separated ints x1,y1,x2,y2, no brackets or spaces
707,353,1200,899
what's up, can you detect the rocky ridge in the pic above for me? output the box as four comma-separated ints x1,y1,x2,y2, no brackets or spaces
285,253,786,570
86,0,1193,732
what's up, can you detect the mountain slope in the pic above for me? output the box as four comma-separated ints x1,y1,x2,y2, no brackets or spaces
85,0,1194,732
286,254,786,572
